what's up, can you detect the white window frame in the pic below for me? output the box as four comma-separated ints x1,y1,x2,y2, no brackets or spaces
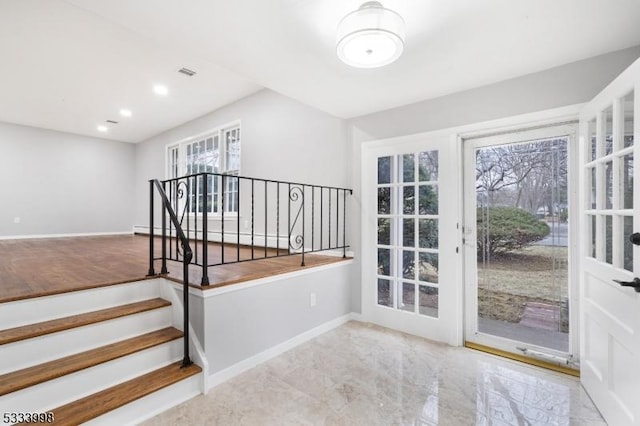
165,120,241,215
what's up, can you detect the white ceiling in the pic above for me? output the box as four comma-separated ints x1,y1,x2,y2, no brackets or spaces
2,0,640,143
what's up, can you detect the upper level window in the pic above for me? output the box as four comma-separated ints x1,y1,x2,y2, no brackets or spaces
167,122,241,214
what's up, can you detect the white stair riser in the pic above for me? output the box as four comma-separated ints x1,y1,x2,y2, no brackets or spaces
0,280,161,329
84,373,202,426
0,339,183,414
0,307,172,374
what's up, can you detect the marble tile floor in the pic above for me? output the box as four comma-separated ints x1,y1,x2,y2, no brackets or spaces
144,321,605,426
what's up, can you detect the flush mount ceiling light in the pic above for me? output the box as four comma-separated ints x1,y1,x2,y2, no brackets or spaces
119,109,132,117
97,125,108,132
336,1,405,68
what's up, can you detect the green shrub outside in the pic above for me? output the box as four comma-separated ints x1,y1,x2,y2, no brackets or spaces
477,207,550,257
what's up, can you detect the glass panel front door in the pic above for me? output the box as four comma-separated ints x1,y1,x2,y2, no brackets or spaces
364,134,458,345
475,137,569,352
376,151,441,317
464,123,577,361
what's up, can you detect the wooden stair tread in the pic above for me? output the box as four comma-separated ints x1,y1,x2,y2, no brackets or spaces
0,327,183,396
26,362,202,426
0,298,171,346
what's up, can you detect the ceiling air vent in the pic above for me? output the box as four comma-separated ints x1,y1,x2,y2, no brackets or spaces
178,67,196,77
106,120,119,124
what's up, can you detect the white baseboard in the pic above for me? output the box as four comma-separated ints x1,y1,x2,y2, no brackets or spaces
206,313,355,391
0,231,132,241
349,312,364,322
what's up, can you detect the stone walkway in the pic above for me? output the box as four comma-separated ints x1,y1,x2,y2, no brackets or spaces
519,302,561,331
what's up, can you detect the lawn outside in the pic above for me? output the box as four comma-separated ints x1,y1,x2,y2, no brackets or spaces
477,245,568,329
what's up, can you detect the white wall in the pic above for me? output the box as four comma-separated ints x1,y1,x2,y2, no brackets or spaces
190,262,352,376
0,122,135,237
347,45,640,313
134,89,350,228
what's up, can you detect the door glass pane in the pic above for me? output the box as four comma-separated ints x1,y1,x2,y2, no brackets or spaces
605,161,613,209
605,215,613,264
622,154,633,209
590,214,596,258
378,248,390,276
475,137,569,352
604,106,613,156
378,156,391,184
378,218,390,245
419,285,438,318
419,219,438,249
588,119,597,161
624,216,633,272
399,282,415,312
403,219,415,247
403,154,415,182
418,252,438,283
403,250,415,280
623,91,634,148
403,186,415,214
378,188,390,214
589,167,596,209
418,151,438,181
419,185,438,214
377,279,392,307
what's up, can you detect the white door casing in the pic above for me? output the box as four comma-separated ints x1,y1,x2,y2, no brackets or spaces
579,58,640,426
361,133,461,345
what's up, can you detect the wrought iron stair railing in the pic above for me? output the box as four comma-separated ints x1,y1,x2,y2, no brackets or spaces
147,172,352,286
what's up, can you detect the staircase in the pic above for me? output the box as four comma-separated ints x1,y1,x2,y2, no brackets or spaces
0,279,202,425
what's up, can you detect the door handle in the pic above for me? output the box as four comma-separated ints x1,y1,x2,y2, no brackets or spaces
613,278,640,292
629,233,640,246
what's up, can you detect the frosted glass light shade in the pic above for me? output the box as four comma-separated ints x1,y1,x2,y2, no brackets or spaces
336,1,405,68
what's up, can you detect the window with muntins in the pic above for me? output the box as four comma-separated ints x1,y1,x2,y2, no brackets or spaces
167,122,241,214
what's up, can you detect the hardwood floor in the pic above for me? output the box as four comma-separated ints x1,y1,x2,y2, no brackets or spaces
0,234,349,303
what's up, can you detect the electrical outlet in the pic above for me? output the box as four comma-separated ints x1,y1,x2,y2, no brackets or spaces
309,292,317,307
13,217,21,224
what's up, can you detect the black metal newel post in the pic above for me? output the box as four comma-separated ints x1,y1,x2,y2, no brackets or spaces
182,243,193,367
201,173,210,285
343,189,348,258
221,174,226,265
276,183,280,255
301,185,305,267
168,183,173,260
236,178,240,262
320,188,323,250
288,183,291,255
147,180,155,276
328,189,332,249
264,181,268,258
193,177,198,265
251,179,255,260
161,181,168,274
336,188,339,249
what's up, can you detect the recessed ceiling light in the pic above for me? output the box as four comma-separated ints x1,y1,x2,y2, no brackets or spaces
97,125,108,132
119,109,132,117
153,84,169,96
